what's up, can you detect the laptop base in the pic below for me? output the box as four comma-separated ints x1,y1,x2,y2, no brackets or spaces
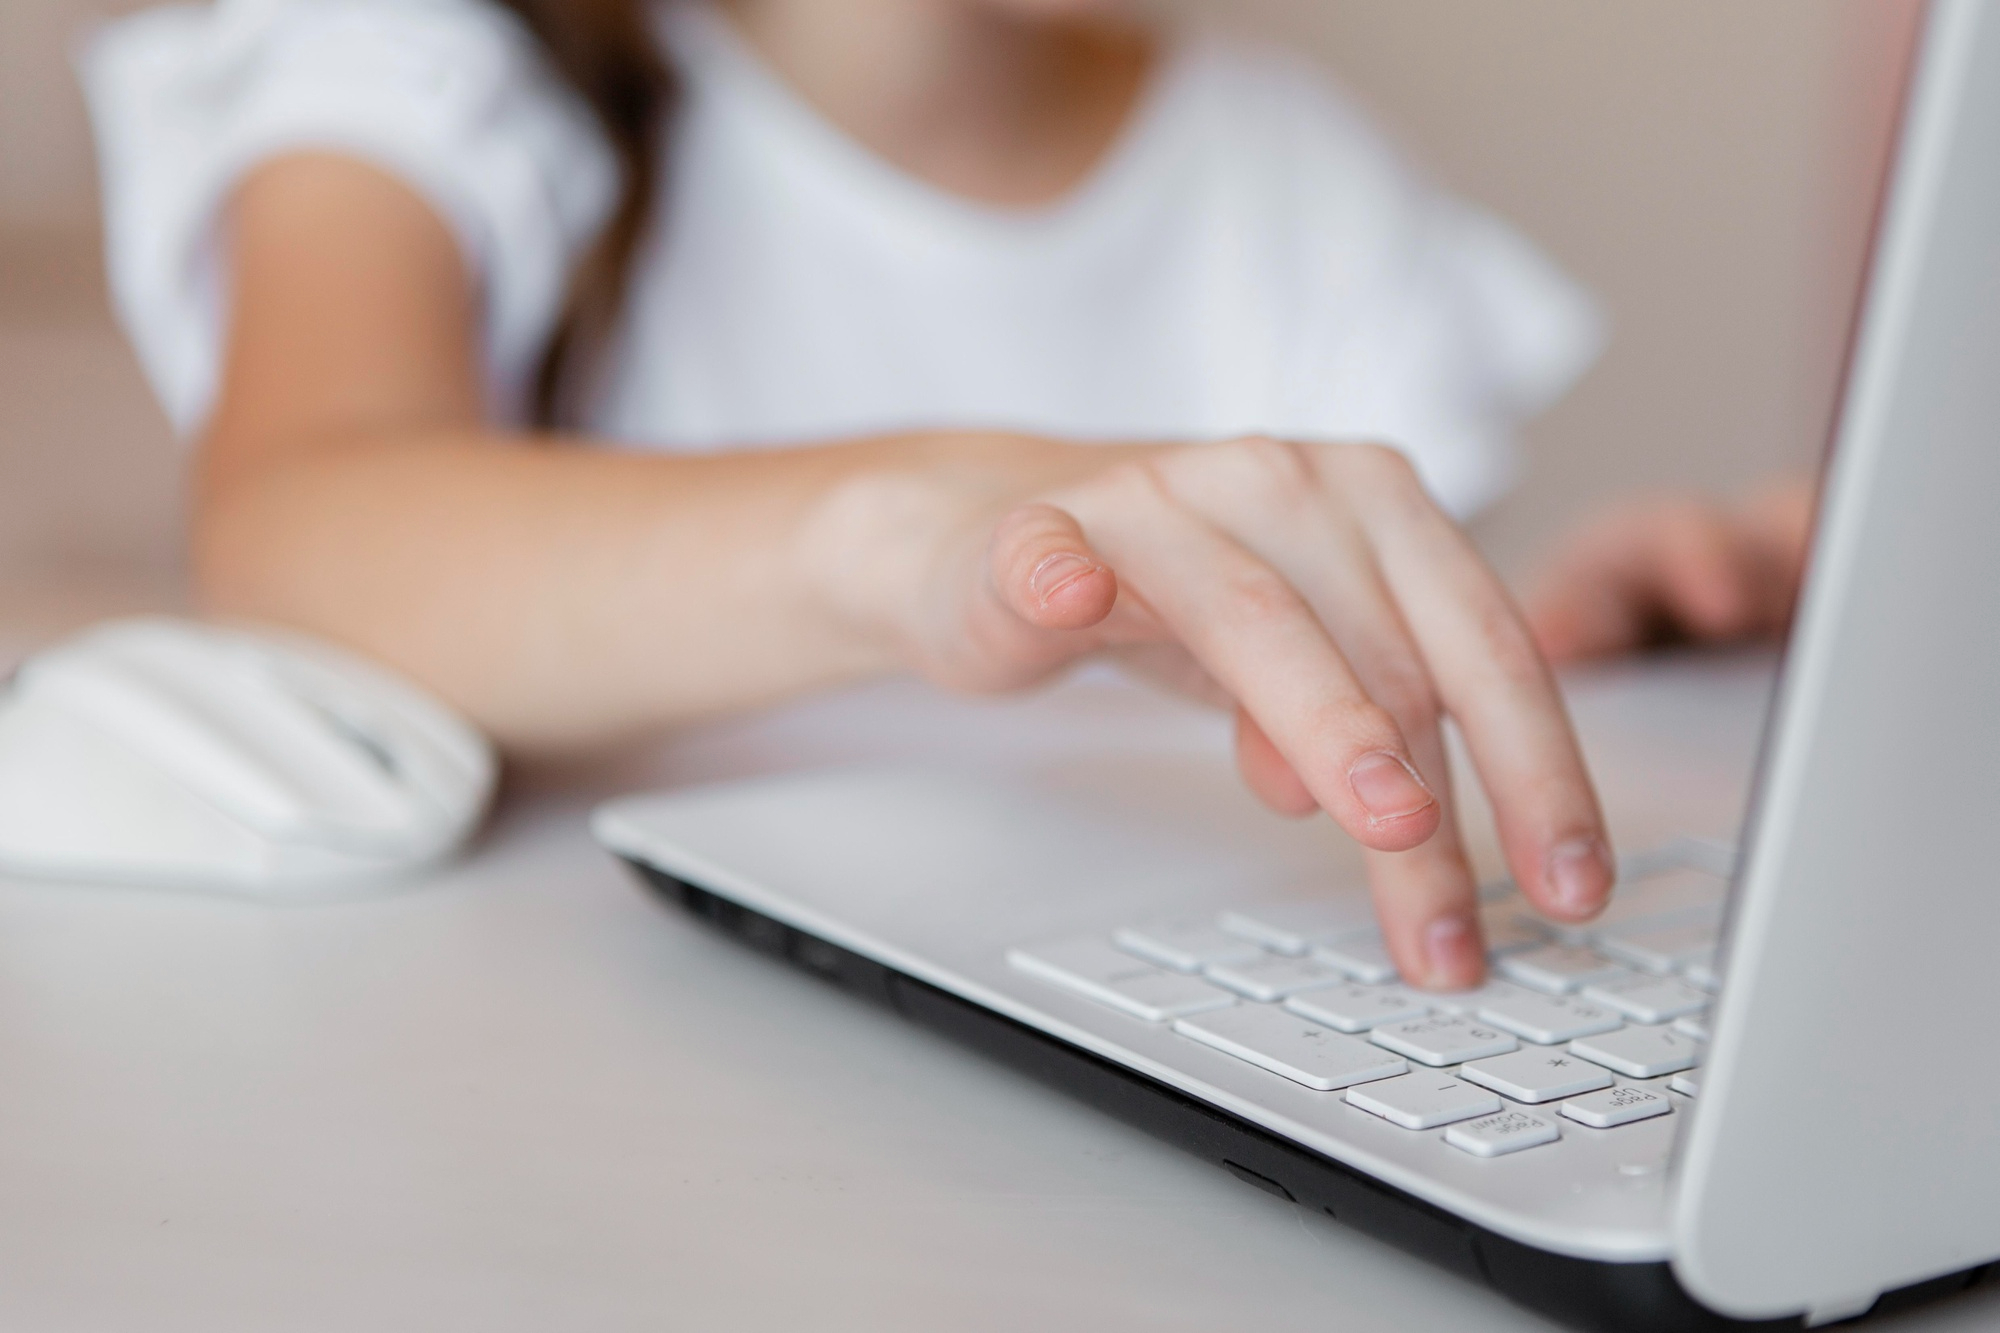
621,860,1998,1331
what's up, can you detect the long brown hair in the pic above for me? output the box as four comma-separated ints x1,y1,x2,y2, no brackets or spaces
489,0,675,425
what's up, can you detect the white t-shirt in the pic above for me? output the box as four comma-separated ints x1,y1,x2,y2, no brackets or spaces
81,0,1601,517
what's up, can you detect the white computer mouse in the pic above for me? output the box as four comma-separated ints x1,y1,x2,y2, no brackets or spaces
0,617,496,893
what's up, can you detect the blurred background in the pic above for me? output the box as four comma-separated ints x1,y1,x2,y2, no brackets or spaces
0,0,1922,653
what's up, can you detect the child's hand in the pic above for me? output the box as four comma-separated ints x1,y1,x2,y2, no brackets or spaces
833,436,1615,990
1527,479,1814,665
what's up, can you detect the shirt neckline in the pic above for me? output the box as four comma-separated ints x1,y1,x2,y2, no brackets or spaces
655,1,1198,245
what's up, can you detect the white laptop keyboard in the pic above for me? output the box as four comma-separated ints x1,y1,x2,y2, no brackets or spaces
1006,865,1723,1159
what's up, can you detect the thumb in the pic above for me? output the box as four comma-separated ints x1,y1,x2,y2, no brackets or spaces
986,502,1118,632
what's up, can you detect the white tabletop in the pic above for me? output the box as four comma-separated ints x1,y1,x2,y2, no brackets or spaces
0,653,1993,1331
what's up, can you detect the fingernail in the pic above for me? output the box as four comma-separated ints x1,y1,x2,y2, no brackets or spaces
1348,752,1436,825
1424,914,1481,988
1545,837,1613,919
1029,552,1096,607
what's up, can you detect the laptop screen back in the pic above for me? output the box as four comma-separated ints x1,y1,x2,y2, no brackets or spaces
1673,0,2000,1319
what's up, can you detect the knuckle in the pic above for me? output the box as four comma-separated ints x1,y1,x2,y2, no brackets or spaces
1103,456,1176,508
1369,662,1441,727
1343,440,1423,488
1216,434,1316,498
1334,442,1439,523
1219,566,1307,626
1477,600,1548,682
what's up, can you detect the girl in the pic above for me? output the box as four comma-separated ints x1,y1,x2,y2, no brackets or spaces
80,0,1802,988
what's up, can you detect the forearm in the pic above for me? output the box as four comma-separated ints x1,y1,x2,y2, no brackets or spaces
196,154,1099,749
193,426,1050,751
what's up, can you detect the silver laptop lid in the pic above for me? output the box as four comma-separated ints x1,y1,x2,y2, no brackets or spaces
1673,0,2000,1320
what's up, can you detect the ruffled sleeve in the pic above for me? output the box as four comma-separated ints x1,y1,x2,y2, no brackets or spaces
78,0,620,434
1241,49,1604,518
1302,187,1604,517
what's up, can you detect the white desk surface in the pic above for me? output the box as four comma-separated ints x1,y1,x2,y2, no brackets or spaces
0,650,1995,1332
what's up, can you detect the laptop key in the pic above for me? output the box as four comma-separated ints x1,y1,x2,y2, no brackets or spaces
1569,1024,1702,1078
1283,983,1430,1033
1682,954,1723,993
1672,1011,1711,1042
1669,1070,1702,1097
1560,867,1725,941
1459,1048,1615,1104
1347,1072,1502,1129
1203,952,1348,1002
1370,1014,1519,1066
1113,918,1262,972
1497,945,1631,995
1478,901,1552,955
1561,1084,1673,1128
1477,990,1625,1045
1007,939,1236,1022
1431,980,1536,1016
1595,919,1719,975
1309,931,1400,984
1173,1004,1408,1091
1445,1109,1561,1157
1219,899,1377,955
1582,973,1709,1024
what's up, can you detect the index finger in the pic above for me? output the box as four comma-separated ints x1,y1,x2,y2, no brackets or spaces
1066,464,1444,853
1338,450,1614,924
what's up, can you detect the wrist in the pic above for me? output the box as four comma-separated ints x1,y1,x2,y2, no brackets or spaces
790,431,1082,676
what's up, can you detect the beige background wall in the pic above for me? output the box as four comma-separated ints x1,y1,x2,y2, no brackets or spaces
1244,0,1921,570
0,0,1921,640
2,0,182,639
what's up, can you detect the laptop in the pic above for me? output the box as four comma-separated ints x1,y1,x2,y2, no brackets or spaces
592,2,2000,1327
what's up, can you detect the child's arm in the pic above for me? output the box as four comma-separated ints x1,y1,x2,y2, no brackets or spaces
198,153,917,750
197,152,1612,989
